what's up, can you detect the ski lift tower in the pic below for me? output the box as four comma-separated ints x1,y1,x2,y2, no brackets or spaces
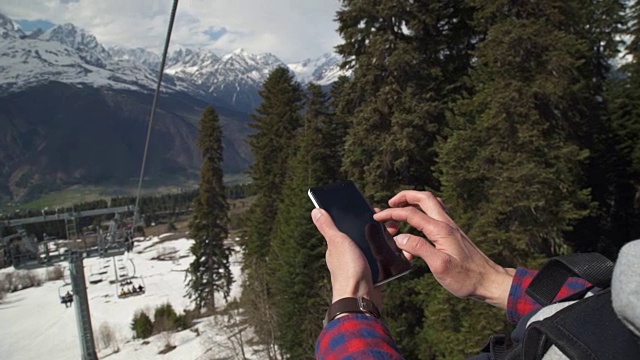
0,204,136,360
69,250,98,360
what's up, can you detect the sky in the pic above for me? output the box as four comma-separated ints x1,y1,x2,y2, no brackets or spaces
1,0,344,62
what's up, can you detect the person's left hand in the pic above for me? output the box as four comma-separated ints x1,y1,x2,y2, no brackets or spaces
311,208,383,310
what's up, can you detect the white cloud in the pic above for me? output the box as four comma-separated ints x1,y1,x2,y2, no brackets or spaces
1,0,344,61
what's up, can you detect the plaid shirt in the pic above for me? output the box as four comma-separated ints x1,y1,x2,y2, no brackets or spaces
316,267,592,359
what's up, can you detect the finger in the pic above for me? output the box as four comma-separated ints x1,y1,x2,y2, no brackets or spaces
311,208,345,244
394,233,446,266
374,207,399,235
436,197,450,215
388,191,452,223
374,207,452,245
398,248,413,262
385,222,400,236
374,207,435,233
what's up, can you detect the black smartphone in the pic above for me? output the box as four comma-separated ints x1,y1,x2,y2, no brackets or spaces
308,180,412,286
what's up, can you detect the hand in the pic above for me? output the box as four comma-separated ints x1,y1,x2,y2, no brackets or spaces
311,208,382,310
373,191,515,309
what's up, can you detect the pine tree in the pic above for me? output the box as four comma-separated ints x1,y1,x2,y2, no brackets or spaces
334,2,477,358
241,67,304,354
562,0,629,256
266,84,340,359
431,0,594,357
186,106,232,310
244,67,304,261
336,0,476,203
605,0,640,251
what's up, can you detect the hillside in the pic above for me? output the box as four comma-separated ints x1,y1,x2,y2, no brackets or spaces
0,82,253,202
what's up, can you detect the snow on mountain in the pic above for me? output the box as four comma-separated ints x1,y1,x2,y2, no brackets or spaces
288,52,349,85
163,48,286,109
0,12,25,40
0,36,190,96
39,23,111,68
165,48,221,79
0,12,346,111
109,46,161,69
208,48,284,89
0,14,196,97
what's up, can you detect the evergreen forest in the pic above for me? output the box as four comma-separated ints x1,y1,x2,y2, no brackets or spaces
241,0,640,358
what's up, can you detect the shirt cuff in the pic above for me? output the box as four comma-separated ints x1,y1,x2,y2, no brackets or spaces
316,313,403,359
507,267,540,323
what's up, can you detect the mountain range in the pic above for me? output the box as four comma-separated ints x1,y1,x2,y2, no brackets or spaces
0,12,348,204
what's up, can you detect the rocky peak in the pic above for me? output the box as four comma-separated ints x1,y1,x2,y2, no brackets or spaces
39,23,111,67
0,12,26,40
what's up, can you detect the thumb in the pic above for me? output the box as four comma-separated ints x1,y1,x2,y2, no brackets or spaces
394,234,437,261
311,208,341,241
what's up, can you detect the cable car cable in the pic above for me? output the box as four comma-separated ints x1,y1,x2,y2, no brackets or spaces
132,0,180,228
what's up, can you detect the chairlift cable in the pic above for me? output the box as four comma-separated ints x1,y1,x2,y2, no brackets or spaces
132,0,180,228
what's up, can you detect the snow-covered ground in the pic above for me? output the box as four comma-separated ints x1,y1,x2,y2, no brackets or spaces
0,236,262,360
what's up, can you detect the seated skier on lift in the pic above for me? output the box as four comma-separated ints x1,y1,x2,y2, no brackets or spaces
62,291,73,308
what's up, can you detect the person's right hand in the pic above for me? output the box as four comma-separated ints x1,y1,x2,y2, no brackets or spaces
373,191,515,309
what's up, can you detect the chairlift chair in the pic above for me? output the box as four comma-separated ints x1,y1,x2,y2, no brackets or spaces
58,284,73,306
116,275,146,299
88,265,103,284
114,257,146,299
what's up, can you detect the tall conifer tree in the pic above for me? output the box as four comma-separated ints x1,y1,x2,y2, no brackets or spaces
605,0,640,250
186,106,232,310
336,0,476,202
242,67,303,353
430,0,593,356
267,83,339,359
563,0,628,255
334,2,477,358
244,67,304,261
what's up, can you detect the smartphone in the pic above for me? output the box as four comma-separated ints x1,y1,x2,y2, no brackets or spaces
308,180,412,286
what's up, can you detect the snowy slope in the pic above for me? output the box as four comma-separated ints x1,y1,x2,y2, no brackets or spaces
109,46,161,69
288,52,349,85
0,236,263,360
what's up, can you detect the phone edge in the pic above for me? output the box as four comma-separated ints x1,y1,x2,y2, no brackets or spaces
308,189,320,208
374,268,412,287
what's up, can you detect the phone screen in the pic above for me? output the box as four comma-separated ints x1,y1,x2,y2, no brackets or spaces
308,181,411,286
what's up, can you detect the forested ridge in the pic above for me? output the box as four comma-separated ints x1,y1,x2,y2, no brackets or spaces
241,0,640,358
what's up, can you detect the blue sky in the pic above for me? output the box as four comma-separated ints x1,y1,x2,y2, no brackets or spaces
2,0,343,62
15,19,55,33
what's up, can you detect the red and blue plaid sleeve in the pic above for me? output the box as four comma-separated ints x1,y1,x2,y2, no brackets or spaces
507,267,592,323
316,313,404,360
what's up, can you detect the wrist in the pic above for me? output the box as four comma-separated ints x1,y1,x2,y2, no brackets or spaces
332,284,382,311
475,266,516,309
324,296,381,327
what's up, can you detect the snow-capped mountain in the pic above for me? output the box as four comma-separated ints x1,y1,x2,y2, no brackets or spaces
0,12,347,110
0,12,25,40
109,46,161,69
39,23,112,68
192,48,286,109
0,18,198,96
288,52,348,85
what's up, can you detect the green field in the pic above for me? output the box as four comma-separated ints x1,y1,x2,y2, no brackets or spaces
1,173,251,212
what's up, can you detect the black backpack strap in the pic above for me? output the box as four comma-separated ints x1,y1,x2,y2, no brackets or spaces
522,289,640,360
526,253,613,306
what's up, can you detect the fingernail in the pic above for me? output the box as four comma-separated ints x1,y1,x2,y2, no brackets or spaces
395,234,409,245
312,208,322,222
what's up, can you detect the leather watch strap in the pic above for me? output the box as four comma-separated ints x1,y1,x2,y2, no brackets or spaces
323,297,381,327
